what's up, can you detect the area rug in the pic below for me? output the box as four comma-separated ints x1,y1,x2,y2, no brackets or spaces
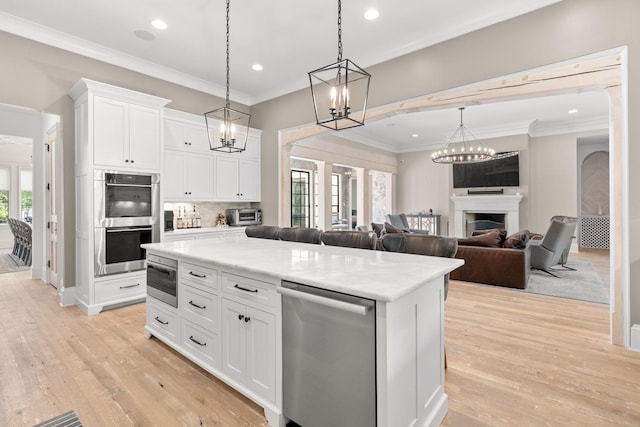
525,260,609,304
0,251,30,274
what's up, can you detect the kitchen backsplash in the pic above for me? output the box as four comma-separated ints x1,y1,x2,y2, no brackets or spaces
164,202,254,228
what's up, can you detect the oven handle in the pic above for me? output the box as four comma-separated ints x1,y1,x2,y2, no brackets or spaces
105,183,152,188
107,227,154,233
147,261,177,275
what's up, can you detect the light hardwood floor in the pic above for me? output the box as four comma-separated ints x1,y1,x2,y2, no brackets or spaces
1,249,638,426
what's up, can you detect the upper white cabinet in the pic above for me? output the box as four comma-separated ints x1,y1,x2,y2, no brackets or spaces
214,132,262,202
69,79,170,172
165,117,213,153
93,97,162,170
164,149,214,201
164,109,262,203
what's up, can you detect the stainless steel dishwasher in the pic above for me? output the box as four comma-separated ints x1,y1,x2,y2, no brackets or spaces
278,280,376,427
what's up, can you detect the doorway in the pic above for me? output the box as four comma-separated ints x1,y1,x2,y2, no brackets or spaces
0,104,63,292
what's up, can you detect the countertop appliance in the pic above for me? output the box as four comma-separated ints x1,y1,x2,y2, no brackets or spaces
226,208,262,226
94,170,160,276
279,281,376,427
164,210,174,231
146,253,178,307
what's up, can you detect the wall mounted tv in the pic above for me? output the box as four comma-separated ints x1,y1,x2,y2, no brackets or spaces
452,152,520,188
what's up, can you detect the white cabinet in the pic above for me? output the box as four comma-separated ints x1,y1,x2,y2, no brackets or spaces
165,118,213,153
68,78,170,316
221,273,276,402
214,154,261,201
222,298,276,402
164,149,214,201
93,95,162,171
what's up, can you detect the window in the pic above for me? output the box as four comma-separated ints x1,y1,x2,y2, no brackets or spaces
0,167,9,224
20,168,33,223
291,170,310,227
331,173,340,223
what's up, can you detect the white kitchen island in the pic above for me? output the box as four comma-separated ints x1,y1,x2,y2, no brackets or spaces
142,236,463,427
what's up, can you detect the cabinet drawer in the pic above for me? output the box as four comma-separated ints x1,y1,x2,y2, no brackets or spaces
147,297,179,342
181,318,221,370
180,262,218,291
221,273,277,308
181,285,218,331
95,274,146,305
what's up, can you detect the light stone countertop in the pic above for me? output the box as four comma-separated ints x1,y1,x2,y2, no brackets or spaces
163,226,245,236
143,236,464,302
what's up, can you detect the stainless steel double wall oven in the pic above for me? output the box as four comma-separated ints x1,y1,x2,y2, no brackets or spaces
94,170,160,276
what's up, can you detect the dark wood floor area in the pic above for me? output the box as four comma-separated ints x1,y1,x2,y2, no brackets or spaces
1,248,638,426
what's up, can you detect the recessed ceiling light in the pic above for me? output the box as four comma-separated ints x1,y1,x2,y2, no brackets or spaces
364,8,379,20
252,64,264,71
151,19,167,30
568,108,579,114
411,134,419,138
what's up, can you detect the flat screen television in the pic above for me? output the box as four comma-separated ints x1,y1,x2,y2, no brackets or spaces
452,152,520,188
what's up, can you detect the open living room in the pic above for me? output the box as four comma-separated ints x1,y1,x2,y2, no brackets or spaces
1,1,640,426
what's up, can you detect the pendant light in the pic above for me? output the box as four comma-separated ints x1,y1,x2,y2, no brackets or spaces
204,0,250,153
431,107,496,164
308,0,371,131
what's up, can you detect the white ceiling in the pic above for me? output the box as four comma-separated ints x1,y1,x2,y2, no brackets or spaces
0,0,609,153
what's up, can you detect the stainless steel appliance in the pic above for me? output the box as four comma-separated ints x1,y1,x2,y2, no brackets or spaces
279,281,376,427
146,254,178,307
94,170,160,276
226,208,262,226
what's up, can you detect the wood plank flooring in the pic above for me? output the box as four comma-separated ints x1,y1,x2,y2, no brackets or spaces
1,249,639,426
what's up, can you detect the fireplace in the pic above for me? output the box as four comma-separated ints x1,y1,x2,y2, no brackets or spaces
465,213,506,236
451,194,523,238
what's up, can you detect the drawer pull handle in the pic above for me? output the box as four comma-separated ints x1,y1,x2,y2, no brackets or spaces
189,300,206,310
189,336,207,347
189,271,206,278
120,283,140,289
155,316,168,325
234,284,258,293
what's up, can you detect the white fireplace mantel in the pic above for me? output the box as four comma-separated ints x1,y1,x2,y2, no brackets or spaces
451,194,523,237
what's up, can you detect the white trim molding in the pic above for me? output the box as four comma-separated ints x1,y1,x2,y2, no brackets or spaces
631,325,640,352
58,286,76,307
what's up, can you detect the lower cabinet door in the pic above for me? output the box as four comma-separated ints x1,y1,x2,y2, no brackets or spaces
221,298,247,384
181,318,221,370
246,306,276,402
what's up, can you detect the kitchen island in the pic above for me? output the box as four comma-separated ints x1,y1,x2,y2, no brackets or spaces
143,235,463,427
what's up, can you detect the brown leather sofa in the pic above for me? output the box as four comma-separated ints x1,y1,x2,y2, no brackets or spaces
449,229,531,289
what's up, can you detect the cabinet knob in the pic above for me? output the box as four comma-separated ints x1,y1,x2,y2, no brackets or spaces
238,314,244,320
131,160,135,163
184,141,188,145
125,159,129,163
244,317,251,323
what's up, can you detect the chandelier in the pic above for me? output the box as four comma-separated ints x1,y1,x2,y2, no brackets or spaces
308,0,371,131
204,0,250,153
431,107,495,164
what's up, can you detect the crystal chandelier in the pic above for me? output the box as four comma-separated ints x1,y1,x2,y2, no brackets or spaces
431,107,495,164
308,0,371,131
204,0,250,153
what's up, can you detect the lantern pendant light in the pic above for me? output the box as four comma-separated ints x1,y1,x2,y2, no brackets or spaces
204,0,250,153
308,0,371,131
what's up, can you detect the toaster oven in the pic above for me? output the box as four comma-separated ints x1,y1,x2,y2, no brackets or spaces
226,208,262,226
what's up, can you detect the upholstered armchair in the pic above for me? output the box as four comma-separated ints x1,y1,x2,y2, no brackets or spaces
528,219,578,277
384,213,429,234
550,215,579,270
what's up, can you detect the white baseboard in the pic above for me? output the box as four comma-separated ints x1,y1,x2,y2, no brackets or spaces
58,286,76,307
630,324,640,352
